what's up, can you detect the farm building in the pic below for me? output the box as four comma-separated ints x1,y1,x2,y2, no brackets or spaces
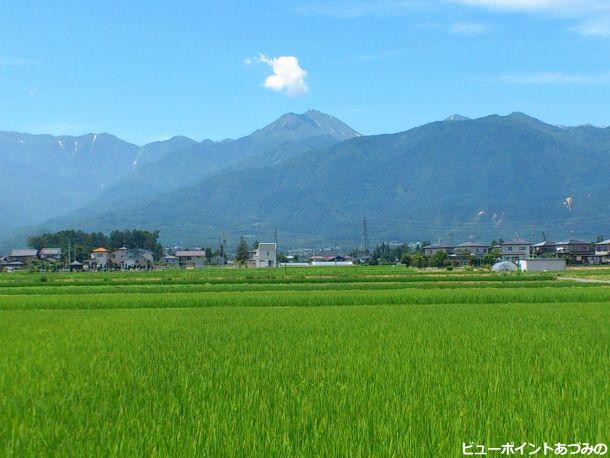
176,250,207,268
518,258,566,272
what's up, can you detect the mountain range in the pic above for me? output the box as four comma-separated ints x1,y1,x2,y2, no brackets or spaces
2,110,610,250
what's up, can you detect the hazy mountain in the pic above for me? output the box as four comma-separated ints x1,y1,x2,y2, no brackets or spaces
60,110,361,211
25,112,610,247
0,110,359,243
0,132,139,232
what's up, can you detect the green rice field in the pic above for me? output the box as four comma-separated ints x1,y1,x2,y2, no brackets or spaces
1,266,608,456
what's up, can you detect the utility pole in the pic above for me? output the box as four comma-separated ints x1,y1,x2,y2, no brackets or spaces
362,217,369,256
448,231,454,247
273,228,279,269
334,240,338,267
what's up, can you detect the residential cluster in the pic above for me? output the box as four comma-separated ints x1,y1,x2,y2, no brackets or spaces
2,235,610,272
423,237,610,266
0,242,281,272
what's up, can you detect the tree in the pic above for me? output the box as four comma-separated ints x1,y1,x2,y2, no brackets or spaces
235,237,250,265
411,253,427,268
432,251,448,268
401,253,412,267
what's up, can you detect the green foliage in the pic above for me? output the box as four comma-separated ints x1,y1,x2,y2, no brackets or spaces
235,237,250,265
431,251,449,268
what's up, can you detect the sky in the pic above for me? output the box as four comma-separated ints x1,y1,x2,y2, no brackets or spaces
2,0,610,145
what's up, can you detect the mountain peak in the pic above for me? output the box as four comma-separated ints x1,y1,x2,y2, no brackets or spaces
444,114,470,122
260,110,360,141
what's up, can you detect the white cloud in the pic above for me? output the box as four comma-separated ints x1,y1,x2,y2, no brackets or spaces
575,19,610,37
449,21,492,35
301,1,610,37
493,71,610,84
28,87,39,96
452,0,610,37
248,54,309,97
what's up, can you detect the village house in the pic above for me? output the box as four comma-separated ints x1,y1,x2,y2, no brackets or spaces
111,247,154,269
0,256,26,272
500,238,532,262
453,241,489,257
247,243,277,268
555,239,599,264
423,243,455,257
532,240,557,257
162,255,179,265
176,250,206,268
89,247,110,269
595,239,610,264
38,247,63,262
9,249,39,265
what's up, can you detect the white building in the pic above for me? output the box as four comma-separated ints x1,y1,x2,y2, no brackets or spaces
90,247,110,267
500,238,532,262
518,258,566,272
247,243,277,268
595,239,610,264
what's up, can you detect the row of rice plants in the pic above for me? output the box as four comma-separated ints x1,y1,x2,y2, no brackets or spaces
0,270,556,289
0,279,590,296
2,286,610,310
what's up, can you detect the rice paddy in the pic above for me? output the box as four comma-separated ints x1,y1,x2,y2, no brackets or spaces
1,266,608,456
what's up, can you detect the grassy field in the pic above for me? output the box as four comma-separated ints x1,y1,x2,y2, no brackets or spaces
0,266,608,456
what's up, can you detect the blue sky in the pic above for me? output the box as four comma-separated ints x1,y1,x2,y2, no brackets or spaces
2,0,610,144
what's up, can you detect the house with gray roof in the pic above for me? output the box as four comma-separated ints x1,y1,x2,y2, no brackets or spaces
8,249,39,264
39,247,63,261
500,238,531,262
532,240,556,257
423,243,455,257
454,241,489,257
176,250,206,268
555,239,599,264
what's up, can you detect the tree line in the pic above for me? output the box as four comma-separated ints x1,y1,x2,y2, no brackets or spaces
28,229,163,262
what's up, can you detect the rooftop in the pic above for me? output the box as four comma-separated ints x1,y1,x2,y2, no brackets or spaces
10,249,38,257
456,241,487,247
175,250,206,257
556,239,592,245
533,241,556,247
502,238,531,245
40,247,62,255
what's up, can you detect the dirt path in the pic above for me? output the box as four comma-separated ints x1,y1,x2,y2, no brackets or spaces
558,276,610,284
